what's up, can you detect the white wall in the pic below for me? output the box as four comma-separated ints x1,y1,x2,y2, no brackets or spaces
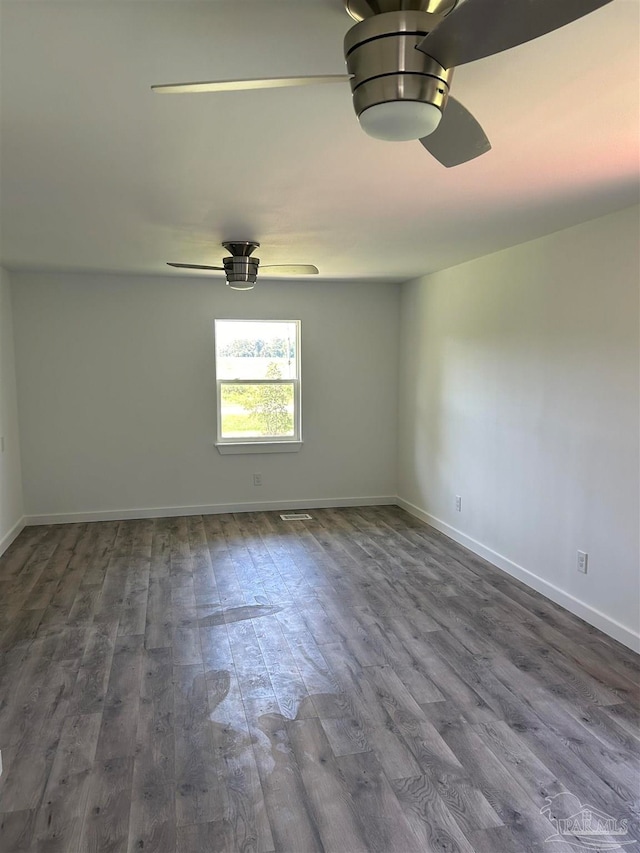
398,205,640,650
12,272,399,519
0,267,24,552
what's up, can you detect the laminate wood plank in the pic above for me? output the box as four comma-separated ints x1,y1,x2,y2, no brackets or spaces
4,527,72,613
199,619,234,672
284,625,343,710
390,773,479,853
67,584,102,627
520,695,640,806
442,715,621,853
298,597,343,646
0,653,79,752
37,525,98,632
127,647,176,853
78,755,134,853
213,514,260,606
287,716,369,853
0,655,78,812
116,586,148,639
187,515,220,607
427,629,559,735
48,624,92,661
314,591,389,668
69,615,120,715
336,750,432,853
488,591,639,702
0,741,57,814
477,693,639,832
175,819,236,853
0,525,48,579
226,514,274,604
0,641,32,713
476,717,632,833
226,620,278,708
389,618,498,725
170,611,201,667
34,712,102,853
468,825,526,853
207,555,247,609
320,716,370,757
169,520,196,649
173,663,228,827
80,522,120,588
145,573,173,650
470,600,625,707
253,614,312,720
0,809,38,852
245,707,324,853
94,634,144,761
205,667,275,853
0,607,46,652
602,701,640,742
363,664,464,775
96,523,135,614
238,513,297,605
145,521,172,650
321,643,423,780
252,512,309,582
0,636,60,748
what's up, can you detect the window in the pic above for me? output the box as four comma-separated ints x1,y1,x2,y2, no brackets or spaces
214,319,301,450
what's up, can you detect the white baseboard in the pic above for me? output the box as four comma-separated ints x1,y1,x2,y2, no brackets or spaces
25,495,397,526
0,515,26,557
397,497,640,654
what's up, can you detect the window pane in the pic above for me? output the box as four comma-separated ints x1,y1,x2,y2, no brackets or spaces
215,320,298,380
220,383,295,438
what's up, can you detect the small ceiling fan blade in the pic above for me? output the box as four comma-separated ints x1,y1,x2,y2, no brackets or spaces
416,0,615,68
167,263,225,271
419,97,490,167
152,76,350,94
260,265,319,275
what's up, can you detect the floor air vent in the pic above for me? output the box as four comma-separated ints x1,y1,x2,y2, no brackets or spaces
280,513,313,521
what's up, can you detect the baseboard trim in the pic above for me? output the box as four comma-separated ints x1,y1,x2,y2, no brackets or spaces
0,515,26,557
25,495,397,526
397,497,640,654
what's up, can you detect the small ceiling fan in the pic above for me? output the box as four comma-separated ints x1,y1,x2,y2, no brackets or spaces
152,0,614,167
168,241,319,290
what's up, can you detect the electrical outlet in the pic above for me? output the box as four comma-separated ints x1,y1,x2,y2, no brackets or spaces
455,495,462,512
253,473,262,486
577,550,588,574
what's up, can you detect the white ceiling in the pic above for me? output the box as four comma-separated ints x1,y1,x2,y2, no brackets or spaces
1,0,638,282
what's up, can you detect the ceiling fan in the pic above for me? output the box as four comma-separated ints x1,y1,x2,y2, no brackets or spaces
152,0,613,167
167,241,319,290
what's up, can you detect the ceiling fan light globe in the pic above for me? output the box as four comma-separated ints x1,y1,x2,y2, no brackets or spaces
227,281,255,291
358,100,442,141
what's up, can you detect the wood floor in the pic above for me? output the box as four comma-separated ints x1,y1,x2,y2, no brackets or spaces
0,506,638,853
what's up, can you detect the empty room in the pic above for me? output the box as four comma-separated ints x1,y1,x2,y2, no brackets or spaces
0,1,638,851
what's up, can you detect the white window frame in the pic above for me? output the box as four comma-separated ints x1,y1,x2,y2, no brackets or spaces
214,319,302,454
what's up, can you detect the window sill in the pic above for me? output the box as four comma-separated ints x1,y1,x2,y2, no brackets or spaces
215,441,303,455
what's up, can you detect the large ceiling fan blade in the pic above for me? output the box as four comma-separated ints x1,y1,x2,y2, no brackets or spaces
416,0,615,68
167,263,225,271
152,76,350,94
260,265,319,275
419,97,490,167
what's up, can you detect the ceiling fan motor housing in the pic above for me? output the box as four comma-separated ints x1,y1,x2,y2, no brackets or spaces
222,241,259,288
344,11,453,138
